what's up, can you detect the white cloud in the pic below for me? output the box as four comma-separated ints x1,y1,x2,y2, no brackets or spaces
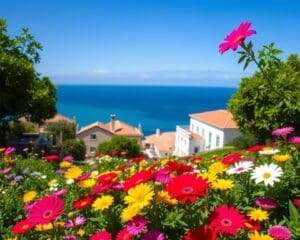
93,69,109,75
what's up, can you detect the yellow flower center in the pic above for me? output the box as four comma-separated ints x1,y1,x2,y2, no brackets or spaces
263,172,271,179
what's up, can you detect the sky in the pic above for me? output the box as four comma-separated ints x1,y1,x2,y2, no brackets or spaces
1,0,300,86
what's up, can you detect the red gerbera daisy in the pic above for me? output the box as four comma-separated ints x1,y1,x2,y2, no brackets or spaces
27,195,64,224
246,145,265,152
116,227,134,240
12,219,34,235
166,173,209,203
221,153,241,165
90,230,112,240
123,170,153,192
244,219,261,231
72,195,94,209
129,155,145,163
167,160,193,173
98,172,118,184
117,163,129,171
76,172,91,182
43,154,59,161
208,205,246,236
93,182,114,194
184,225,217,240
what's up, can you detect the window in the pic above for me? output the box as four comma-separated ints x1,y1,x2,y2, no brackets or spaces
194,147,199,153
90,133,97,140
191,124,194,131
90,147,96,153
216,135,220,147
196,126,199,134
202,129,204,136
209,132,212,145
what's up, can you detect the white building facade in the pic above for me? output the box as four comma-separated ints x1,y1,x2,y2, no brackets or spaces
174,110,240,157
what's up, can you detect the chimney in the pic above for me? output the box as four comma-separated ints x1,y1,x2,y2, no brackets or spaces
138,123,142,132
156,128,160,137
110,114,116,132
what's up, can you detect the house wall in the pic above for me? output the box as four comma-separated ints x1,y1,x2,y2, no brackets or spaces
77,127,113,156
190,118,225,150
174,126,191,157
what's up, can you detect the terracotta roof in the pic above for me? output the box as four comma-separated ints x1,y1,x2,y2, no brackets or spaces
105,120,143,137
76,119,142,137
76,121,112,135
191,133,203,140
189,110,238,129
45,114,75,123
145,132,176,152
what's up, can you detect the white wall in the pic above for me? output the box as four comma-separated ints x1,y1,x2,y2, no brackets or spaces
224,129,240,143
174,126,191,157
190,118,225,150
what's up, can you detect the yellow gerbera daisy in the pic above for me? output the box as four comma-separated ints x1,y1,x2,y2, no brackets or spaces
272,154,291,163
48,179,58,187
212,179,235,190
124,183,154,209
23,191,37,203
77,229,85,237
35,223,53,231
64,166,82,179
59,161,72,168
157,190,178,205
198,172,217,183
208,162,227,175
78,178,96,188
121,205,141,222
248,231,274,240
247,208,269,221
92,195,114,211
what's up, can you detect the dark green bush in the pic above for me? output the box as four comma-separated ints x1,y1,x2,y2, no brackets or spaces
63,138,86,161
96,136,141,158
232,132,260,150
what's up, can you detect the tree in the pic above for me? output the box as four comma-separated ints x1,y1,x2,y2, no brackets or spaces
63,139,86,161
0,19,57,144
228,54,300,141
45,120,76,145
97,136,141,158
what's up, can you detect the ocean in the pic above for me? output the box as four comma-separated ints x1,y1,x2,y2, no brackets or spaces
56,85,237,136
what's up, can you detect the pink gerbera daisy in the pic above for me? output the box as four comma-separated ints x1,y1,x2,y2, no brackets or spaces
116,227,134,240
288,136,300,144
272,127,294,136
208,205,246,236
255,197,277,209
127,215,147,236
90,231,112,240
269,225,291,240
27,195,64,224
219,22,256,54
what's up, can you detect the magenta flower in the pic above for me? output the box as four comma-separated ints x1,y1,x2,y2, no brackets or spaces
64,220,74,229
51,189,68,197
74,216,86,226
0,167,11,175
63,155,74,161
288,136,300,144
143,230,164,240
269,225,291,240
4,147,16,155
127,215,147,236
116,227,134,240
63,235,77,240
255,197,277,209
272,127,294,136
219,22,256,54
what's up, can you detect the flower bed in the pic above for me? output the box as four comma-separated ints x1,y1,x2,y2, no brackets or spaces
1,128,300,239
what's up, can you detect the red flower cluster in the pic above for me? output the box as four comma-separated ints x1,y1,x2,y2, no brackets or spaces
43,154,59,161
221,153,241,165
123,170,153,192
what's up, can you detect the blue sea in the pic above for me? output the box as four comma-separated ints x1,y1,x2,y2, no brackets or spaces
57,85,237,136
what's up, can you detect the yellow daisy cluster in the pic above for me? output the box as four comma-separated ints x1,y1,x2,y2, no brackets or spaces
78,179,96,188
157,190,178,205
248,231,274,240
208,162,227,175
59,161,72,168
35,223,53,231
23,191,37,203
212,179,235,191
247,208,269,221
122,183,154,221
272,154,291,163
92,195,114,211
64,166,82,179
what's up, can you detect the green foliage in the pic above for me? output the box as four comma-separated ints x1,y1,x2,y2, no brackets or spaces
232,132,260,150
284,201,300,238
96,136,141,158
228,54,300,140
45,120,76,145
63,139,86,161
0,19,57,143
8,121,37,137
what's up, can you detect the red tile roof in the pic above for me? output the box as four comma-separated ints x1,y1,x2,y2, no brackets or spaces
145,132,176,152
189,110,238,129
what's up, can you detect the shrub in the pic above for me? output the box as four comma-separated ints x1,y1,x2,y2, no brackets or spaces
62,138,86,161
45,120,76,145
96,135,141,158
232,131,260,150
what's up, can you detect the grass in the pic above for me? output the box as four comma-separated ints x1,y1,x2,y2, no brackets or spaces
199,146,236,160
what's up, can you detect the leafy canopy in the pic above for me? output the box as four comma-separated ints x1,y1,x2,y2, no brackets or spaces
0,19,56,127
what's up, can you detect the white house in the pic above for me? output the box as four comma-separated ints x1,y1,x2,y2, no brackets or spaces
174,109,240,156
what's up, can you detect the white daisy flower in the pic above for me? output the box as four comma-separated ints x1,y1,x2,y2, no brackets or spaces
66,178,75,185
227,161,254,175
259,148,280,155
251,163,283,186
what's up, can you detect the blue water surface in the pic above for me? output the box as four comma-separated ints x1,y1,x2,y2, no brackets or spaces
57,85,237,136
